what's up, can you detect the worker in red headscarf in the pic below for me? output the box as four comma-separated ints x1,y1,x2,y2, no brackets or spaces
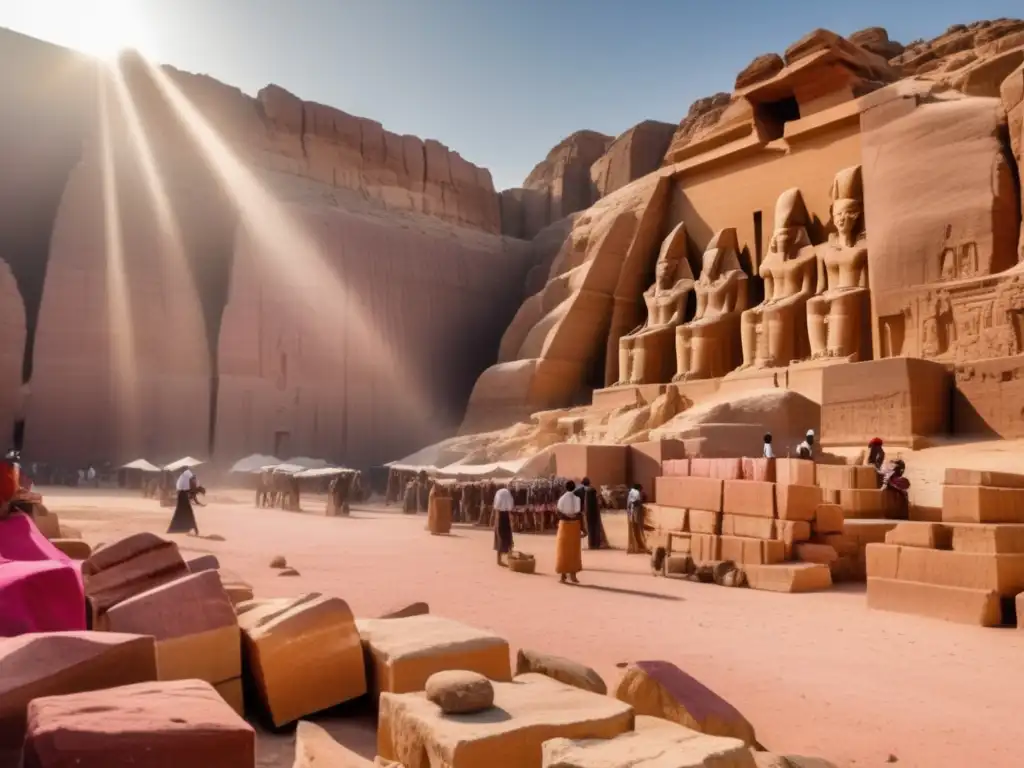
866,438,885,472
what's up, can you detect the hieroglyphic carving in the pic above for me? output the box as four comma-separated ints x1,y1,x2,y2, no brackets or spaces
821,391,915,445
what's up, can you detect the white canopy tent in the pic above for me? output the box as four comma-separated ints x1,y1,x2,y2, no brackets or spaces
230,454,282,474
120,459,161,473
283,457,333,470
164,457,204,472
294,467,354,479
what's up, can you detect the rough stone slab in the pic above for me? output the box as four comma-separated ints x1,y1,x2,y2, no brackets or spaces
0,632,157,749
865,544,900,579
214,677,244,717
837,489,894,519
515,649,606,695
885,522,952,549
357,614,511,696
943,468,1024,488
378,673,632,768
656,477,723,513
294,720,374,767
744,564,832,593
942,485,1024,524
613,661,755,746
722,481,776,519
186,554,220,573
812,504,844,535
951,523,1024,554
543,715,755,767
240,593,366,726
895,547,1024,595
775,485,821,522
842,520,898,543
794,543,838,565
815,465,878,490
24,679,254,767
377,601,430,620
867,577,1001,626
775,460,815,487
722,515,776,540
720,536,785,565
82,533,188,613
688,510,721,535
774,520,811,559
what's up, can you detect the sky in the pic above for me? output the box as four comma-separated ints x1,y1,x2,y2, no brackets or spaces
1,0,1021,191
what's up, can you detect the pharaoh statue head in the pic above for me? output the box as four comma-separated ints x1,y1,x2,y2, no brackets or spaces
653,222,694,290
830,165,864,246
769,188,811,259
699,228,743,284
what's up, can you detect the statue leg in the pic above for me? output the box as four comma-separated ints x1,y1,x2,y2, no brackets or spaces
617,339,632,385
826,292,864,359
629,344,646,384
673,327,691,382
807,297,828,359
739,310,758,369
766,306,793,367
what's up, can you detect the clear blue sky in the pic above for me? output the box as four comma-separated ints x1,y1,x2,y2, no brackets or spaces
3,0,1021,190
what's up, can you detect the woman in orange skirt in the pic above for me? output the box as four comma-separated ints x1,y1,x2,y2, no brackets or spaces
555,480,583,584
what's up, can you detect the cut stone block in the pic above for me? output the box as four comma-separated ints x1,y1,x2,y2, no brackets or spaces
215,677,244,717
843,520,899,544
614,661,755,745
744,563,832,593
821,533,858,557
378,673,632,767
774,520,812,559
721,515,775,540
885,522,952,549
942,485,1024,523
775,485,821,522
105,570,240,685
741,458,775,482
294,720,374,768
688,509,721,535
722,481,775,518
542,715,755,767
515,649,606,695
656,477,723,513
0,631,157,749
81,533,188,613
812,504,845,535
186,554,220,573
24,679,254,767
896,547,1024,595
838,489,896,519
865,543,900,579
951,523,1024,554
219,570,254,605
48,539,92,560
815,465,879,490
239,593,366,726
943,468,1024,488
684,534,722,564
720,536,785,565
775,459,815,487
867,577,1001,626
794,543,838,565
356,614,511,697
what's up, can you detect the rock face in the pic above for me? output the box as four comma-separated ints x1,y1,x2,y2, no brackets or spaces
590,121,678,199
0,29,526,469
520,130,613,232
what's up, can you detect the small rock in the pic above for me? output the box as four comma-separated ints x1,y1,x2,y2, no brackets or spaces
269,555,287,569
425,670,494,714
887,755,899,763
278,567,300,577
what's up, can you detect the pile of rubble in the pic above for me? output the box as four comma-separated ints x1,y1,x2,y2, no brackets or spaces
0,525,838,766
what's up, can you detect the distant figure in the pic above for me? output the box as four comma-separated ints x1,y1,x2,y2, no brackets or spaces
87,465,97,488
866,437,885,472
492,485,515,566
167,466,199,536
555,481,583,584
576,477,604,550
77,469,85,486
626,483,650,555
763,433,775,459
796,429,815,460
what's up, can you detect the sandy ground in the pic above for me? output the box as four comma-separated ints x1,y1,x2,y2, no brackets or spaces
43,485,1024,768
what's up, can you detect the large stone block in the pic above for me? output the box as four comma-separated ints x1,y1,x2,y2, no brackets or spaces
514,649,606,695
554,444,628,487
357,614,511,697
776,484,821,522
0,632,157,749
105,570,239,686
944,468,1024,488
293,720,374,768
885,522,952,549
896,547,1024,595
378,673,632,768
239,593,365,726
656,477,723,513
942,485,1024,523
815,464,879,490
867,577,1001,626
745,563,833,593
81,533,188,614
628,439,687,503
722,481,776,519
24,679,254,767
951,523,1024,553
614,661,756,746
543,715,755,768
820,358,950,448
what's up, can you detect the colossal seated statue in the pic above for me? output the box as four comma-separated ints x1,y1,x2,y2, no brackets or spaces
737,188,817,370
615,222,694,385
806,165,869,362
673,228,748,381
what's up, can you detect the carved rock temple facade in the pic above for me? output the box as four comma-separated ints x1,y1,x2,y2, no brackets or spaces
463,25,1024,449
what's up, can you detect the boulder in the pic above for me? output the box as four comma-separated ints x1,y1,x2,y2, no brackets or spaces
24,679,254,768
614,661,756,746
81,533,188,613
186,554,220,573
0,631,157,749
105,570,239,687
514,649,607,695
270,555,287,569
239,593,366,727
293,720,375,768
378,673,633,768
377,601,429,620
356,614,512,696
735,53,785,89
425,670,494,714
543,715,755,767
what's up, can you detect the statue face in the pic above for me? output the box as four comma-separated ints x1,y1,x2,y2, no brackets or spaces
833,200,860,240
655,256,677,286
772,227,797,256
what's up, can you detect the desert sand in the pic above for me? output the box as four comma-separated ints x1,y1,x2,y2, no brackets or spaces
45,484,1024,768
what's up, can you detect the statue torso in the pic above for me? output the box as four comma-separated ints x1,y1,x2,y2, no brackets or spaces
821,236,868,295
764,246,815,300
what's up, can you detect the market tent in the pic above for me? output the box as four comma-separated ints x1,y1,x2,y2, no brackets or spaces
164,457,204,472
230,454,282,474
294,467,353,479
283,457,333,470
120,459,161,472
264,463,307,475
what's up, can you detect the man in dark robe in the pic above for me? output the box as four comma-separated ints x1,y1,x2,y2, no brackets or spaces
575,477,605,550
167,466,199,535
